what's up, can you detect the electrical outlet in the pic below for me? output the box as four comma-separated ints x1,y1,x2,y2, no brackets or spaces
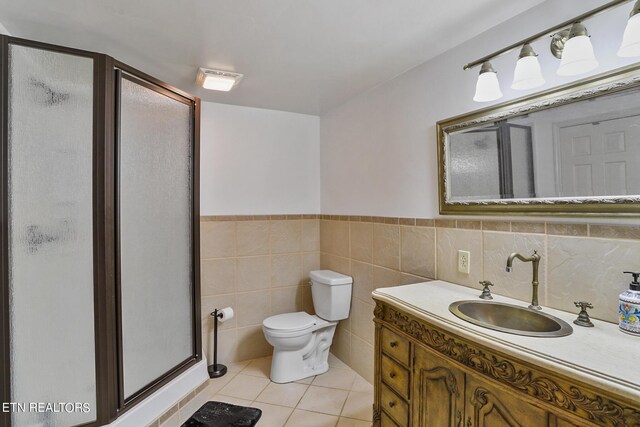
458,250,470,274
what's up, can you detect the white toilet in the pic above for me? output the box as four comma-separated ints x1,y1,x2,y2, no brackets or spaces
262,270,352,383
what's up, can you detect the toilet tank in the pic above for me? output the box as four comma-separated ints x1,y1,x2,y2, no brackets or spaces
310,270,352,321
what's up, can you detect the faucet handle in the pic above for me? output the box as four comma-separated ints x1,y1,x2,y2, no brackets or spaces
574,301,593,310
573,301,594,327
479,281,494,300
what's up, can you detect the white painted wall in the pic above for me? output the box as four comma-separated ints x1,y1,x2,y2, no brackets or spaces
320,0,640,218
0,22,10,35
200,102,320,215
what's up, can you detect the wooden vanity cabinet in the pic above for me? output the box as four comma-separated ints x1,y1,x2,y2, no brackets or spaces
373,301,640,427
464,373,582,427
412,345,464,426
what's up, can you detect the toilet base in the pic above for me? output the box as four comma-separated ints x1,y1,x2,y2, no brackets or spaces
269,323,336,383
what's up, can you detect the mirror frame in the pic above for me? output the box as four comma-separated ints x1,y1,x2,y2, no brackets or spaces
437,62,640,217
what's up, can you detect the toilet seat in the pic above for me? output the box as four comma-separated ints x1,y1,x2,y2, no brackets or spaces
263,312,317,334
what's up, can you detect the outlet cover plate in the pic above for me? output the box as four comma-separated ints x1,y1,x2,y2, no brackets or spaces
458,250,470,274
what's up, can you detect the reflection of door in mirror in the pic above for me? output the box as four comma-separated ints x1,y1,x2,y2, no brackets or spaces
449,123,535,201
558,115,640,197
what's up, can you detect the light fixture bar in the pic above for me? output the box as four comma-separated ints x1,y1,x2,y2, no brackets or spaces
463,0,632,71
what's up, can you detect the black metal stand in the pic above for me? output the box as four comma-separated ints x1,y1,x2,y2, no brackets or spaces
207,308,227,378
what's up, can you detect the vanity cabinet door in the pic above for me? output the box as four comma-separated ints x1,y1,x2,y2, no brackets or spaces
412,345,465,427
464,375,547,427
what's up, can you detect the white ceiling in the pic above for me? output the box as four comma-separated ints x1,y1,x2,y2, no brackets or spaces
0,0,544,115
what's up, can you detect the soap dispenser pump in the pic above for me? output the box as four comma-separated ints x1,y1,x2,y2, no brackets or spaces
619,271,640,336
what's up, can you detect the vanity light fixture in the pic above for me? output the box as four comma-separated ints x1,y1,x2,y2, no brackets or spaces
463,0,635,102
556,23,599,76
473,61,503,102
511,44,545,90
618,0,640,56
196,68,243,91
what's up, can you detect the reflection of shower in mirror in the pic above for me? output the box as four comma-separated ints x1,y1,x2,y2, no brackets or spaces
25,220,76,254
444,83,640,204
474,135,490,149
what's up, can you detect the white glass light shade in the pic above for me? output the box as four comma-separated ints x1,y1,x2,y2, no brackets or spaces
473,71,503,102
202,74,237,91
557,35,598,76
511,56,545,90
618,13,640,57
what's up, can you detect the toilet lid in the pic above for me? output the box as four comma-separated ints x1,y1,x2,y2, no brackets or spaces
263,312,316,332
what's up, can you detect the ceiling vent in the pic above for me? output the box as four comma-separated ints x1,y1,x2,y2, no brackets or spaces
196,68,243,92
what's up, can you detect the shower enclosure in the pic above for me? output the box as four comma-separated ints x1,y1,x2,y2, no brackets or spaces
0,35,201,426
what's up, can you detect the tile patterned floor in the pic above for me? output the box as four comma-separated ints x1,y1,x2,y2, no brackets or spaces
201,353,373,427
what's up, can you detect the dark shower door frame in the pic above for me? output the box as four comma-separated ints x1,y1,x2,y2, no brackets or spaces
113,62,202,415
0,35,201,427
496,121,536,199
462,122,536,200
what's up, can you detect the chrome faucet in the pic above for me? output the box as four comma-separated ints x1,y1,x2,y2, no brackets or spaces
506,251,541,310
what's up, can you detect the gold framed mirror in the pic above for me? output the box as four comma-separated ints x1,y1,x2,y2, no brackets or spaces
437,63,640,217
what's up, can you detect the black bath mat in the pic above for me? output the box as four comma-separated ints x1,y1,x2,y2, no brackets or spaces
181,401,262,426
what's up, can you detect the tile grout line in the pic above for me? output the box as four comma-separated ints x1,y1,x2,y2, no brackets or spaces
398,222,402,275
434,225,439,280
201,250,320,261
268,220,274,325
481,225,485,284
544,232,549,306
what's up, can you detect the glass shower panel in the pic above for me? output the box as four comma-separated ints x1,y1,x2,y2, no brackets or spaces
449,130,501,200
119,76,193,399
7,45,97,425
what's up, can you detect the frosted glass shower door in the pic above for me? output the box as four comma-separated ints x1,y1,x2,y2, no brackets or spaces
6,44,97,425
118,74,195,400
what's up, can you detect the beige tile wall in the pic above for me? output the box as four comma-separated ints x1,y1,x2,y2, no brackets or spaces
200,214,640,385
200,216,320,365
433,219,640,324
319,216,640,383
319,219,436,382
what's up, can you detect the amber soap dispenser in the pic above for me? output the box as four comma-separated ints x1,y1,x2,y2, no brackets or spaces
619,271,640,336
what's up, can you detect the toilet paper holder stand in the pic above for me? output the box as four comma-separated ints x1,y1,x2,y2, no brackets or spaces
208,308,227,378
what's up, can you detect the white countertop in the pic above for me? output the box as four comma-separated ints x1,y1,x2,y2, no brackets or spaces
372,280,640,402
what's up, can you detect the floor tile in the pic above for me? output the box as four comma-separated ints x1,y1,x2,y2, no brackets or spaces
328,353,349,369
218,374,270,400
251,401,294,427
241,356,272,378
171,354,371,427
226,360,251,373
295,375,315,384
297,385,349,416
284,409,339,427
340,391,373,421
210,394,254,407
178,391,209,424
350,375,373,393
336,417,371,427
312,367,356,390
204,372,237,397
255,381,309,407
